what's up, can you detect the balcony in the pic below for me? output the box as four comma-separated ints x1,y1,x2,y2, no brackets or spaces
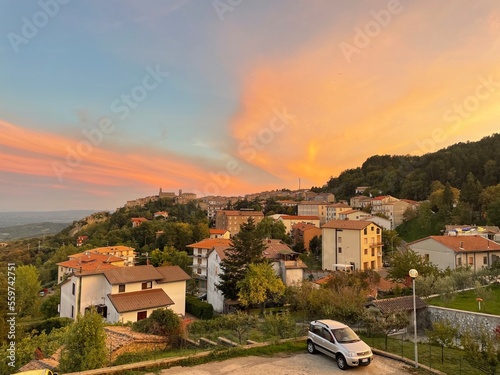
369,243,384,248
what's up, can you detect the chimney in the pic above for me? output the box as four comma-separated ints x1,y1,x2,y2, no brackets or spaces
460,241,464,249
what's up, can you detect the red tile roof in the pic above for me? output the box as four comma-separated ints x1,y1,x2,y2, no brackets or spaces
322,220,376,230
57,257,120,272
209,229,228,234
155,266,191,283
410,235,500,253
186,238,232,249
108,289,174,313
69,252,124,263
281,215,320,220
339,209,364,215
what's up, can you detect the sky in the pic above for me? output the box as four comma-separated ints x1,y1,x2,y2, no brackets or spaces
1,0,500,212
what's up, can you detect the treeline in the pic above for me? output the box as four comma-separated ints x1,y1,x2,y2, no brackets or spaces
317,134,500,201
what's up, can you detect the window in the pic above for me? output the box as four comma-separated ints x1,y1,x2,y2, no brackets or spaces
72,283,75,296
371,226,374,231
371,249,375,257
468,256,473,265
141,281,152,290
364,238,368,244
376,228,380,234
197,258,202,265
483,256,488,265
338,247,342,254
338,237,342,243
371,261,375,269
119,284,125,293
364,248,368,255
364,228,367,235
424,254,429,262
363,262,369,270
137,311,147,321
71,305,74,318
457,257,462,266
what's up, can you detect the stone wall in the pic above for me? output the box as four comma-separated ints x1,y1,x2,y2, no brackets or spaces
428,306,500,334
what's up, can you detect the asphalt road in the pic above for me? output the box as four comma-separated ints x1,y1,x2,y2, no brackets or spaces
153,352,413,375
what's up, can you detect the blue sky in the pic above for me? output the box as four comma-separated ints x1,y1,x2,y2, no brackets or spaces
1,0,500,211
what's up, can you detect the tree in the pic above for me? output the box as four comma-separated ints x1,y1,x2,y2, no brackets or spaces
382,230,401,255
255,217,288,242
150,246,191,273
16,265,41,317
237,262,285,315
217,218,266,300
427,319,458,363
40,290,61,319
461,327,500,375
132,308,182,346
388,248,439,281
362,309,409,350
309,235,322,257
223,311,259,344
59,308,107,372
460,172,483,213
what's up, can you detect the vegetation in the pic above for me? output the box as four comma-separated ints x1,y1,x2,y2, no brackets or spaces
132,309,183,347
186,295,214,320
388,248,440,281
59,309,108,372
426,283,500,314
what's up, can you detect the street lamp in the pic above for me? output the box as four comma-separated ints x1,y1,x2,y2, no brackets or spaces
409,268,419,368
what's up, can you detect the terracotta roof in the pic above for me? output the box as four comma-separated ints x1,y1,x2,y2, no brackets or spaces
328,203,351,208
291,223,320,231
131,217,149,222
155,266,191,283
263,239,296,260
212,245,230,261
297,201,327,205
322,220,376,230
108,289,174,313
209,229,228,234
339,209,365,215
103,265,164,285
366,296,427,313
57,258,119,272
410,235,500,253
69,252,124,263
90,245,135,253
217,210,264,216
372,196,389,200
186,238,232,249
280,215,320,220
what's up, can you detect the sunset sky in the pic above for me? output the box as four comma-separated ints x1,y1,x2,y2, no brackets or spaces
1,0,500,211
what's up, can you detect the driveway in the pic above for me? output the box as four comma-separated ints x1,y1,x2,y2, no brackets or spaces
153,352,412,375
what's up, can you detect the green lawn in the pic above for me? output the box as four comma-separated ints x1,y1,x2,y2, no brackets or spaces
426,284,500,315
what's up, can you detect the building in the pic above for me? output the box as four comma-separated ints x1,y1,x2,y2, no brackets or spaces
364,215,392,230
349,196,373,209
371,200,414,229
154,211,169,219
76,235,88,247
297,202,329,224
313,193,335,203
59,265,190,323
209,229,231,239
355,186,370,195
278,215,320,234
322,220,383,271
206,239,306,313
408,235,500,271
131,217,148,228
186,238,232,295
57,253,122,284
85,245,136,265
325,203,352,222
444,225,500,242
338,209,371,221
291,222,322,252
215,210,264,235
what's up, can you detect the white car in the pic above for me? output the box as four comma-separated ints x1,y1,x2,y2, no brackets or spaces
307,319,373,370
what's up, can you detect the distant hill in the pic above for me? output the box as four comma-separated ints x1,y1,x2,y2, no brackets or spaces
0,210,99,229
0,222,69,241
318,133,500,200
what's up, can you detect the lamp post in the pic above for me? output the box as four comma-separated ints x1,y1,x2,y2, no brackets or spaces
409,268,419,368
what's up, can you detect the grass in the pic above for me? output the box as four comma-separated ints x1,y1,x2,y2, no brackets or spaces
361,334,486,375
426,284,500,315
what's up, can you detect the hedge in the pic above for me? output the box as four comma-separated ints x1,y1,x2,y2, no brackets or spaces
186,295,214,319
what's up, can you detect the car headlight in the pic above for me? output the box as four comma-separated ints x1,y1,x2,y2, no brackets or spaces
347,351,356,358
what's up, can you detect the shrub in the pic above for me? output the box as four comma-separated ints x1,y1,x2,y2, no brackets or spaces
186,295,214,319
132,309,182,346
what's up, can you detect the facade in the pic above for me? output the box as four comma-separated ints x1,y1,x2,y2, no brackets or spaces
186,238,232,294
291,223,322,252
408,235,500,271
371,200,413,229
131,217,148,228
325,203,352,222
444,225,500,242
278,215,320,234
322,220,383,271
349,196,372,209
338,209,371,221
215,210,264,235
297,202,329,224
364,215,392,230
60,265,190,323
209,229,231,239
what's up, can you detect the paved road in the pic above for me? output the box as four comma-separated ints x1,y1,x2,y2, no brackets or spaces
152,352,412,375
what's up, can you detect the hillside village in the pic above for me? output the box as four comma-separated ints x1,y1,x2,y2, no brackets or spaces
2,135,500,374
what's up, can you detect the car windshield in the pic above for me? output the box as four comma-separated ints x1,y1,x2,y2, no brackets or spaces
333,327,360,343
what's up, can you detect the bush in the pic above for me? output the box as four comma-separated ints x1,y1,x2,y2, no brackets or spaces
132,309,182,346
21,317,73,335
186,295,214,319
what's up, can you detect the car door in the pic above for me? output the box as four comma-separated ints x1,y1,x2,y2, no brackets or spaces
319,327,337,358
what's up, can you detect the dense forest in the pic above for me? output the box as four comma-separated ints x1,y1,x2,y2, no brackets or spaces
315,134,500,201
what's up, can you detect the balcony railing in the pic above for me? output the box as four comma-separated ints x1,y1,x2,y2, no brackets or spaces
369,243,384,248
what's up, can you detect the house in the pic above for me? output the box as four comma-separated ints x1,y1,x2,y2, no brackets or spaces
408,235,500,271
154,211,169,219
355,186,370,195
85,245,136,266
215,210,264,235
206,239,306,313
325,203,352,221
365,295,428,332
278,215,320,234
60,265,190,323
338,209,371,221
209,228,231,239
297,202,329,224
313,193,335,203
349,195,372,209
186,238,232,295
444,225,500,242
322,220,383,271
56,252,125,283
372,200,414,229
291,223,322,252
76,235,88,247
131,217,148,228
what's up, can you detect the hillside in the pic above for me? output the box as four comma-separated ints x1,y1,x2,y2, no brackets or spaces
0,222,69,241
319,133,500,200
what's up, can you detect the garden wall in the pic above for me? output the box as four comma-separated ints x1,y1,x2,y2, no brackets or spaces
428,306,500,334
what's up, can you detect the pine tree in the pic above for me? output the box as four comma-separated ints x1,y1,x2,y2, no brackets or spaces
217,218,267,300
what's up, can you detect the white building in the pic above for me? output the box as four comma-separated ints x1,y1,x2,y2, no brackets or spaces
60,265,190,323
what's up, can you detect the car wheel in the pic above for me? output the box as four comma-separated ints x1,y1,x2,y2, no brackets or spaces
337,354,348,370
307,340,316,354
